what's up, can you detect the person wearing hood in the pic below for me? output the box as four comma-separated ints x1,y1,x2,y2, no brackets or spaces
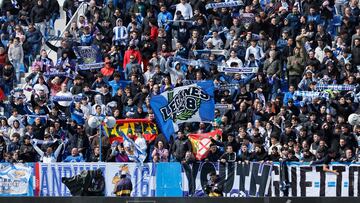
166,61,185,85
92,96,106,116
113,18,128,48
56,50,76,73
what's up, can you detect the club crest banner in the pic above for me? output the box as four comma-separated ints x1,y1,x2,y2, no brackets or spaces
0,163,33,196
74,46,102,64
150,81,215,140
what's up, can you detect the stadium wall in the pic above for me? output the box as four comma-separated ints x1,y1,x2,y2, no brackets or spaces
0,162,360,197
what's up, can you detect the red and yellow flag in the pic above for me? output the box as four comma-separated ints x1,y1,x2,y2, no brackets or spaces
104,119,158,143
188,129,222,160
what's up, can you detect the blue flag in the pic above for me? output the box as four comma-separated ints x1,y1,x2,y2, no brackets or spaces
150,81,215,140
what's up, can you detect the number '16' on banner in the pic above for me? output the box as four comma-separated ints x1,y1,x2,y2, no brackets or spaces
150,81,215,140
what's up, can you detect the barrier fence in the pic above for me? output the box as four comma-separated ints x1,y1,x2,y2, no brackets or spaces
0,162,359,197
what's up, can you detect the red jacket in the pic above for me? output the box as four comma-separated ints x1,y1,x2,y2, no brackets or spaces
0,53,7,66
150,26,158,41
123,49,142,69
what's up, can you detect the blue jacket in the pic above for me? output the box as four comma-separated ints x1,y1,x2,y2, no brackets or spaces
157,11,173,32
63,155,85,162
70,103,85,125
26,30,42,45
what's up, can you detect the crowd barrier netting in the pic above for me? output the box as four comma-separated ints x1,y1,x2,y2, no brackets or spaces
0,162,359,197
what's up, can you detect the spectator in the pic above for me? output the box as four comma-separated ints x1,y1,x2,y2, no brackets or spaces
30,0,48,37
63,147,85,162
152,140,169,162
7,37,23,83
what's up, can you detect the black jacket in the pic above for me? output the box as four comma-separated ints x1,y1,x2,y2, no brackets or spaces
46,0,60,15
30,4,48,23
171,137,192,161
205,150,223,162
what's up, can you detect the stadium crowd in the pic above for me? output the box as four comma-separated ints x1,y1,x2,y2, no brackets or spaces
0,0,359,166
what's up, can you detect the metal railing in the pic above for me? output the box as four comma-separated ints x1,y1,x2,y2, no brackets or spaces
47,2,88,55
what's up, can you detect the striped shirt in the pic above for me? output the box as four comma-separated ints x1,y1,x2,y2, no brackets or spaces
113,26,128,42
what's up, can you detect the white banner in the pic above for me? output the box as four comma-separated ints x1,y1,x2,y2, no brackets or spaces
182,162,272,197
36,163,105,196
36,163,155,197
270,163,360,197
104,163,156,197
0,163,33,196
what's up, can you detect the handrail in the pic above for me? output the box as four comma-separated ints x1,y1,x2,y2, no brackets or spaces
47,2,88,55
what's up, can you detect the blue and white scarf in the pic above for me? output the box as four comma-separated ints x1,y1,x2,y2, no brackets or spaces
205,1,244,10
44,72,75,80
193,49,229,57
215,103,235,110
52,95,83,102
77,62,105,71
218,66,259,73
172,56,219,67
315,84,356,91
293,91,330,100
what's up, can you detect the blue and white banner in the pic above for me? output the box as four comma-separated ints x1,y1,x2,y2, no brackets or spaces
205,1,244,9
270,162,360,197
293,91,330,100
105,163,156,197
218,66,259,73
77,62,105,71
43,72,75,79
193,49,229,57
52,95,83,102
36,163,155,197
172,56,219,67
0,163,33,196
37,163,105,196
150,81,215,140
315,84,356,91
74,46,102,64
182,162,272,197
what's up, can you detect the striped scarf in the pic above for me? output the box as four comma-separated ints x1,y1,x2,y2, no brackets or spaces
293,91,330,99
218,66,258,73
205,1,244,9
44,72,75,80
172,56,219,67
315,84,356,91
193,49,229,57
52,95,83,102
77,62,105,71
